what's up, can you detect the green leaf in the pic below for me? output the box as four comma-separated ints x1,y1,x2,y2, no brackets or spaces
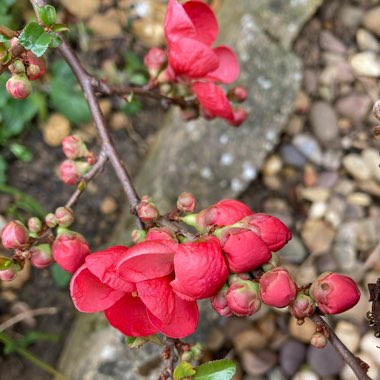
0,257,13,270
0,35,9,42
50,264,72,288
126,334,161,348
122,98,142,116
0,156,7,183
18,22,52,57
51,24,69,33
49,34,62,48
38,5,57,26
174,362,196,380
192,360,236,380
9,143,33,162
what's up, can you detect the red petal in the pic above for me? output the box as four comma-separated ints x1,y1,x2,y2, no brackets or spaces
105,293,158,337
117,240,175,282
204,46,240,84
168,38,219,79
86,246,135,292
70,264,124,312
192,82,234,120
164,0,196,43
136,275,175,324
183,1,218,46
147,295,199,338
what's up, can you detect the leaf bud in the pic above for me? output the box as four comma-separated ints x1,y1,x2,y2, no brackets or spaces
226,280,261,317
310,332,327,349
59,160,91,185
210,284,232,317
0,262,21,281
229,107,248,127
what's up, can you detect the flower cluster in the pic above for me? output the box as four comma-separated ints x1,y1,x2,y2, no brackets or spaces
144,0,247,126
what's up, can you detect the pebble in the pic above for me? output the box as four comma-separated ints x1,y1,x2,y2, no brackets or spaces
325,196,347,228
350,52,380,77
319,30,346,54
321,149,342,171
335,94,371,123
334,178,356,196
288,317,315,344
294,91,310,114
356,218,378,251
278,235,307,264
342,154,372,181
356,28,380,52
206,327,226,351
316,171,339,188
307,342,344,377
279,339,306,377
42,113,71,147
241,350,277,376
256,313,277,341
301,219,335,255
346,192,371,207
314,253,338,273
362,148,380,182
292,134,322,165
361,332,380,365
284,115,304,136
362,6,380,38
262,154,283,176
300,187,330,203
337,5,364,31
267,367,287,380
232,329,269,353
334,321,361,353
309,102,339,146
303,164,317,187
332,222,358,271
280,144,307,168
308,201,327,219
100,196,118,215
293,369,319,380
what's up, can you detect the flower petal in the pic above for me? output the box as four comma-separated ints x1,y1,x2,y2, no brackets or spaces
183,0,218,46
147,295,199,338
169,38,219,79
117,240,175,282
105,293,158,337
204,46,240,84
70,264,124,312
85,246,135,292
192,82,234,120
136,275,175,324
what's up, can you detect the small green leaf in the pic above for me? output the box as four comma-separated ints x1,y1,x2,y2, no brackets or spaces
49,34,62,48
0,257,13,270
174,362,196,380
38,5,57,26
51,24,69,33
2,51,11,64
0,35,9,42
192,359,236,380
50,264,72,288
9,143,33,162
122,98,142,116
126,334,161,348
18,22,52,57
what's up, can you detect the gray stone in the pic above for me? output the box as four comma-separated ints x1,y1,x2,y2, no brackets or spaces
292,134,322,165
362,6,380,38
335,94,371,123
319,30,346,54
332,222,358,272
278,234,307,264
280,144,307,168
337,5,364,31
279,339,307,376
350,52,380,77
342,154,372,181
307,342,344,377
356,28,380,52
241,349,277,376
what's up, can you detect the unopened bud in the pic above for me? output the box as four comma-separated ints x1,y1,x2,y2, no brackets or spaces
62,135,90,160
30,244,53,269
373,100,380,121
228,86,248,102
289,293,316,319
9,60,26,74
190,343,203,361
229,108,248,127
144,47,167,77
181,351,193,362
0,262,21,281
137,196,159,223
131,229,146,244
26,51,46,81
226,280,261,316
28,217,42,234
1,220,29,250
177,192,196,213
210,284,232,317
55,207,74,228
45,213,57,228
59,160,91,185
310,332,327,349
6,73,32,99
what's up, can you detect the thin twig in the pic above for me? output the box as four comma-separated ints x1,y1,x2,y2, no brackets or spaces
0,307,58,332
0,25,17,39
310,314,371,380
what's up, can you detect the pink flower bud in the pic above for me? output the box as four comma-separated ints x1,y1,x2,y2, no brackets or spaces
229,108,247,127
144,47,167,77
45,213,57,228
0,263,21,281
239,213,292,251
289,293,316,319
30,244,53,269
52,230,90,273
310,332,327,349
259,268,297,308
9,60,26,74
228,86,248,102
6,73,32,99
26,51,46,81
309,272,360,315
226,280,261,316
177,192,196,213
59,160,91,185
62,135,89,160
131,229,147,244
210,284,232,317
137,196,159,223
55,207,74,228
1,220,29,250
217,227,271,273
145,227,176,242
27,217,42,234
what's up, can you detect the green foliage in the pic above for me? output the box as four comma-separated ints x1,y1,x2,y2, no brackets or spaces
18,22,53,57
0,0,16,27
174,362,196,380
38,5,57,27
50,264,72,288
192,360,236,380
2,331,59,354
126,334,161,348
0,256,13,270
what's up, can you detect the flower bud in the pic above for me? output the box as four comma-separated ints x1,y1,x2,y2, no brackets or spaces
137,196,159,223
177,192,196,213
45,213,57,228
228,272,251,285
30,244,53,269
310,332,327,349
144,47,167,77
6,73,32,99
62,135,89,160
261,252,281,272
373,100,380,121
131,229,146,244
52,230,90,273
210,284,232,317
27,217,42,234
145,227,176,242
228,86,248,102
1,220,29,250
190,343,203,361
55,207,74,228
0,263,21,281
59,160,91,185
289,293,316,319
226,280,261,316
26,51,46,81
259,268,297,308
309,272,360,314
9,60,26,74
229,108,247,127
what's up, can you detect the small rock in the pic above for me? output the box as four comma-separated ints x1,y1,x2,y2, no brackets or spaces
232,329,269,353
342,154,372,181
362,6,380,38
307,342,344,377
300,187,330,203
278,235,307,264
346,192,371,207
356,28,380,52
335,94,371,123
88,10,124,38
362,148,380,182
360,332,380,364
42,113,71,147
279,339,306,377
241,350,277,376
316,171,339,188
325,196,347,228
292,134,322,165
284,115,304,136
61,0,100,19
321,149,342,171
303,164,317,188
333,222,358,271
110,112,129,131
293,369,319,380
314,253,338,273
256,313,277,340
319,30,346,54
301,219,335,255
224,317,252,340
334,178,356,195
289,317,315,344
280,144,307,168
303,69,319,95
262,154,283,176
263,176,282,191
100,196,118,215
350,52,380,77
356,218,378,251
267,367,287,380
294,91,310,114
206,327,226,351
337,5,364,31
308,201,327,219
334,321,361,353
310,102,339,147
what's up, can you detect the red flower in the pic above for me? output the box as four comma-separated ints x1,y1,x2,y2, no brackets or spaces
309,272,360,315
